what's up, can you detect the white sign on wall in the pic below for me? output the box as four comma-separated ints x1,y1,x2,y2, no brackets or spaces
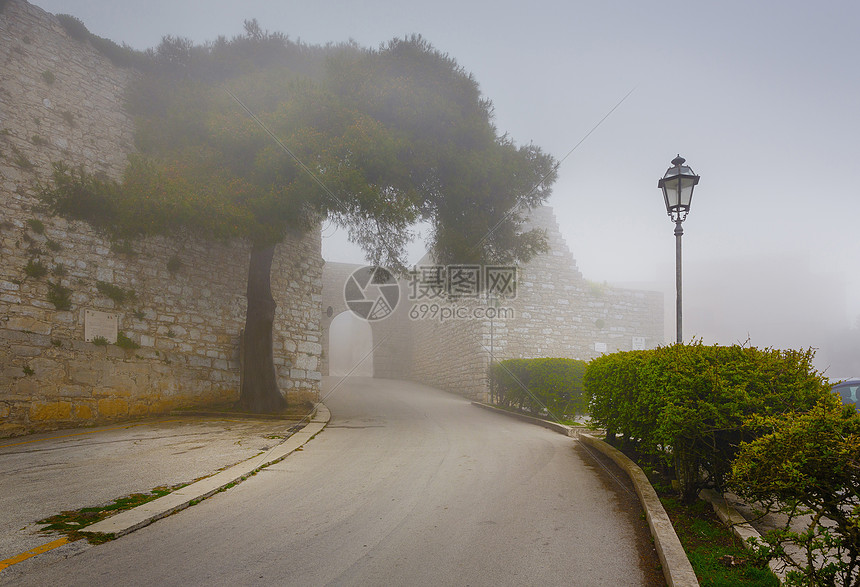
632,336,646,350
594,342,608,354
85,309,118,343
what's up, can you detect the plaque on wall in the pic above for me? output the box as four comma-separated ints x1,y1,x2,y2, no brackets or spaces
85,309,118,343
632,336,646,351
594,342,608,353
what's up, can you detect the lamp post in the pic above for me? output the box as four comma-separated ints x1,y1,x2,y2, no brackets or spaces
487,291,499,403
658,155,700,344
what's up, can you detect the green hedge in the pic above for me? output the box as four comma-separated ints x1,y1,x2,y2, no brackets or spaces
585,342,831,501
490,358,587,420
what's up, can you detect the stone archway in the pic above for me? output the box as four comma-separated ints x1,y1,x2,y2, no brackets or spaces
328,311,374,376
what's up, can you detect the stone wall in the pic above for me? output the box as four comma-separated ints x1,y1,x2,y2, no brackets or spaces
502,206,663,361
0,0,322,436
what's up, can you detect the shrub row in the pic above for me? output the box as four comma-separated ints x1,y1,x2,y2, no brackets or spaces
490,358,587,420
584,342,831,501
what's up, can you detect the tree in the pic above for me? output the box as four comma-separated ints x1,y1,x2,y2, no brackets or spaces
730,397,860,586
40,26,557,412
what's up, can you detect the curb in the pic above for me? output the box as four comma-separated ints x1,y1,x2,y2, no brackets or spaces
579,434,699,587
699,489,784,583
471,402,699,587
470,402,577,436
81,403,331,539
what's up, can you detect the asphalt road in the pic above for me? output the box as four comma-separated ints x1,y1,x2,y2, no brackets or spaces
4,377,662,586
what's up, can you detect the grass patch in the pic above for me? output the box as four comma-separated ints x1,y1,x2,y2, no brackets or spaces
36,485,181,544
660,494,779,586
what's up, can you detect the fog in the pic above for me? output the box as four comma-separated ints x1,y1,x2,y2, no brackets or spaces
38,0,860,377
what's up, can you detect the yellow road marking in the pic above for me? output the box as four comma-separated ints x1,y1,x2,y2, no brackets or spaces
0,420,184,449
0,537,70,571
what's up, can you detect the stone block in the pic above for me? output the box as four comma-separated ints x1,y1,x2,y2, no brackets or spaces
73,403,94,419
97,397,129,418
30,401,72,421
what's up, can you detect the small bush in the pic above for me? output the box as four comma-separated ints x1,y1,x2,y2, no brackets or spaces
491,358,587,420
24,259,48,278
46,239,62,252
26,218,45,234
31,134,49,146
116,331,140,350
11,145,34,170
41,70,56,85
22,365,35,376
91,336,110,346
96,280,136,305
47,281,72,310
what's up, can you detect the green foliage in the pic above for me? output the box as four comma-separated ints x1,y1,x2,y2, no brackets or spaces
52,263,67,277
41,70,56,85
115,331,140,350
47,281,72,310
24,258,48,278
22,365,35,376
96,280,136,305
730,398,860,586
41,29,555,271
46,238,62,252
585,343,831,501
56,14,150,70
91,336,110,346
31,134,49,146
26,218,45,234
491,358,587,419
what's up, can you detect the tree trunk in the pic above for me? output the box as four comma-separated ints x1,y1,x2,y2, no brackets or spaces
236,244,287,413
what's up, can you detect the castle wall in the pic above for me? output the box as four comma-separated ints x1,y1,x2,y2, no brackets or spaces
0,0,322,437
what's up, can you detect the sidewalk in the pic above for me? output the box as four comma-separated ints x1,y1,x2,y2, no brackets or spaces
0,407,329,571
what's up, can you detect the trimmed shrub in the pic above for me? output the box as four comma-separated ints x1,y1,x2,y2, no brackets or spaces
585,342,831,501
490,357,587,420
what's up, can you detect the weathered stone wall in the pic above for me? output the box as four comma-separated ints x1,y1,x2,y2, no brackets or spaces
502,206,664,361
0,0,322,437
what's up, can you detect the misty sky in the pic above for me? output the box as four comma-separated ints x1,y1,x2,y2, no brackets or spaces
32,0,860,372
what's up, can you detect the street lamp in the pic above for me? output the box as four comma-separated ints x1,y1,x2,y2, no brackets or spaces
658,155,700,344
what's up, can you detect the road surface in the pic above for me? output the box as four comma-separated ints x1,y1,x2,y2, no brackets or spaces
4,377,662,586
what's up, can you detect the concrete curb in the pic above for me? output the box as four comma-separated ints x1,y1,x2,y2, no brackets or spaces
699,489,784,583
470,402,577,436
579,434,699,587
471,402,699,587
81,403,331,539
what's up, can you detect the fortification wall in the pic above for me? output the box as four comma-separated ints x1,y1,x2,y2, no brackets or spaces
501,206,663,361
0,0,322,437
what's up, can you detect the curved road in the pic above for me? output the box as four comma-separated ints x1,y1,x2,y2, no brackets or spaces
9,377,661,586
